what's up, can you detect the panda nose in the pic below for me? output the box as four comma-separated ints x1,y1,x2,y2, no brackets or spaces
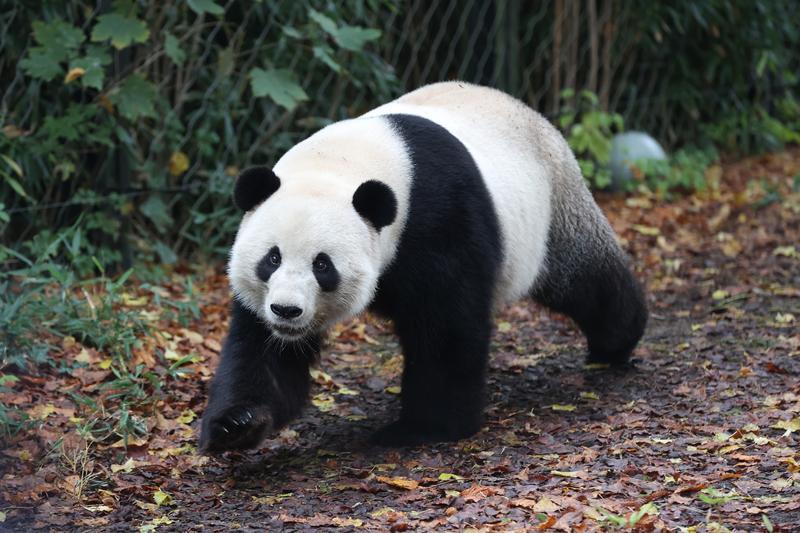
271,304,303,320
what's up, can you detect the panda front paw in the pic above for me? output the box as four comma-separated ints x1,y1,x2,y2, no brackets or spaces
199,404,273,454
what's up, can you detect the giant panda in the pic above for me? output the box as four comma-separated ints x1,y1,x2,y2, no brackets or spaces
199,82,648,452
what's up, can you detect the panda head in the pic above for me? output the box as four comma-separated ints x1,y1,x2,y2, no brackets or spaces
228,166,397,341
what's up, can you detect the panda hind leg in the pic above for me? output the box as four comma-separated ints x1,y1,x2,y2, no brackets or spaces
532,252,648,366
371,304,491,447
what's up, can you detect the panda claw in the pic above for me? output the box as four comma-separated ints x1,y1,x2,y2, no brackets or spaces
199,404,273,454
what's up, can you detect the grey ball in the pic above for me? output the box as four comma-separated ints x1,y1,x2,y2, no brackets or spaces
608,132,667,190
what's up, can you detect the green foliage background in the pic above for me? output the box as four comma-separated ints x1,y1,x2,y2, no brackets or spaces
0,0,798,269
2,0,398,270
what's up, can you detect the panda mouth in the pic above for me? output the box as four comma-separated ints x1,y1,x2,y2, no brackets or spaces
269,323,310,341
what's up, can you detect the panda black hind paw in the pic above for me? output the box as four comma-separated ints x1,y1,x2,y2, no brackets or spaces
370,419,477,447
586,349,638,369
199,404,273,454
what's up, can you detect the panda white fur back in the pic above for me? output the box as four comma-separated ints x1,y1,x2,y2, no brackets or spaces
202,82,648,452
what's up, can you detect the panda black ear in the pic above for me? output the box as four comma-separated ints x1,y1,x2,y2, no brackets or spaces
352,180,397,231
234,166,281,211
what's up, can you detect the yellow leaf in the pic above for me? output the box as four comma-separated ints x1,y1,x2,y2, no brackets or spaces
121,293,148,307
99,358,113,369
168,151,190,176
580,391,599,401
376,476,418,490
111,457,138,473
153,489,173,506
311,393,335,412
110,435,149,448
75,348,92,364
310,369,335,386
773,245,797,258
385,386,401,395
712,289,729,300
64,67,86,84
438,473,464,481
332,517,363,527
370,507,397,518
719,444,741,455
179,328,203,345
775,313,795,324
772,418,800,436
551,470,579,478
336,386,359,396
550,404,576,412
152,516,173,526
720,237,742,258
497,321,512,332
533,496,560,513
82,505,113,513
583,507,604,521
176,409,197,424
27,403,56,420
632,224,660,236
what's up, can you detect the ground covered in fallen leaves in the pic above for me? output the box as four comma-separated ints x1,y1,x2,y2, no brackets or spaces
2,149,800,531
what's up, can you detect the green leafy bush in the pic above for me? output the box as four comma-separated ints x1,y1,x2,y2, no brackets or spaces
1,1,397,267
558,89,624,189
632,148,719,197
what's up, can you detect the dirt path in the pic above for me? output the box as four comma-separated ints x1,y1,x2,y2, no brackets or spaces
1,150,799,531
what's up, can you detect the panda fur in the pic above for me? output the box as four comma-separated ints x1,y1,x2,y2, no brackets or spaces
199,82,648,451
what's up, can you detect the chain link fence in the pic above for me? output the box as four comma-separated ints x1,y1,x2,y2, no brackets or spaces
2,0,798,259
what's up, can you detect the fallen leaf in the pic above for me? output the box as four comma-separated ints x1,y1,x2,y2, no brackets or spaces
533,496,560,513
311,393,335,412
376,476,418,490
551,470,581,478
153,489,173,507
460,484,502,502
772,418,800,436
111,457,138,474
632,224,660,236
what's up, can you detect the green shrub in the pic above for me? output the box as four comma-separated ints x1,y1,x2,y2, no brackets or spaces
1,1,398,267
558,89,624,189
632,147,719,197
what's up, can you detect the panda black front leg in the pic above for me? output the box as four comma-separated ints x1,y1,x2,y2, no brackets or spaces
199,301,319,453
371,305,492,447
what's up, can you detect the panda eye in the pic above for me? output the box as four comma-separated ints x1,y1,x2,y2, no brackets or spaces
313,256,330,273
268,250,281,266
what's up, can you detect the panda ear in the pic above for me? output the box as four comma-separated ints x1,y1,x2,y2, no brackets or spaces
352,180,397,231
234,166,281,211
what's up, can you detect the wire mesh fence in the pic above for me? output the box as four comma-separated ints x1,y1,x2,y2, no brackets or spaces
2,0,798,259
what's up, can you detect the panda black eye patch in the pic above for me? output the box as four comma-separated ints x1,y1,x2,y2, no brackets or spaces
256,246,281,282
312,252,339,292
